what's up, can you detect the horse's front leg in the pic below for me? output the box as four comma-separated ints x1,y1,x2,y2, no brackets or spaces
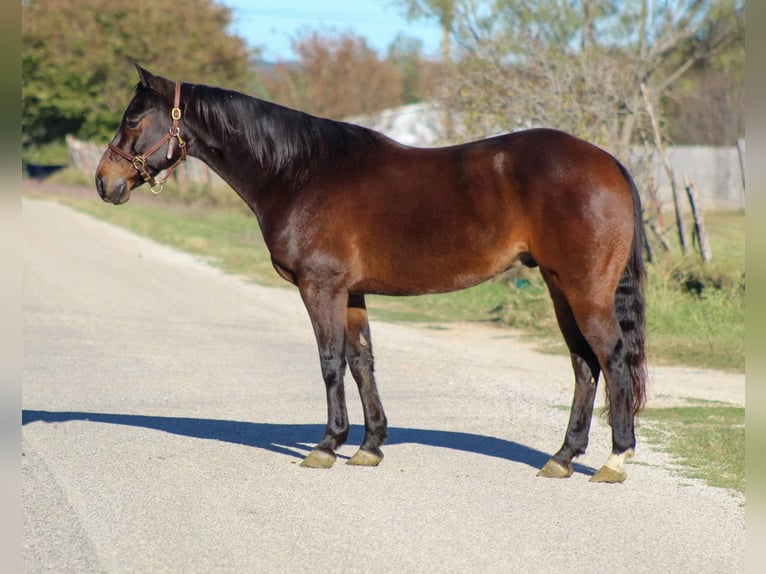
345,294,387,466
299,282,350,469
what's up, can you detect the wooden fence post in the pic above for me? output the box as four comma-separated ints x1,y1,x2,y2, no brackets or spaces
736,138,746,196
683,176,712,262
641,82,689,255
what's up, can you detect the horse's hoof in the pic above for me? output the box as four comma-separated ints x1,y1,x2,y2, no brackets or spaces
300,449,336,469
589,449,633,483
346,449,382,467
589,465,627,483
536,459,573,478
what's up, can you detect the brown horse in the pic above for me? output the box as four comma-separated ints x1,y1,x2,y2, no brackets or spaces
96,65,647,482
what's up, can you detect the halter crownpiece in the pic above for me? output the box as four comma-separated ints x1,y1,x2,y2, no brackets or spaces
108,80,186,194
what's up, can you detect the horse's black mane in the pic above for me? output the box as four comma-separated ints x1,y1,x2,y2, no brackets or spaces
186,83,385,178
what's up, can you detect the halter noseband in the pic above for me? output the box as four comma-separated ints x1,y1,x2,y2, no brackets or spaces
108,81,186,194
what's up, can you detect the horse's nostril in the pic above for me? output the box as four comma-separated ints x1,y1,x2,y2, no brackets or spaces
116,180,127,202
96,176,105,198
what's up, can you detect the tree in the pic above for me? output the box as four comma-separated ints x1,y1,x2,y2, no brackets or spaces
22,0,253,151
663,17,744,145
387,33,442,104
395,0,457,135
417,0,743,154
395,0,455,62
260,31,404,119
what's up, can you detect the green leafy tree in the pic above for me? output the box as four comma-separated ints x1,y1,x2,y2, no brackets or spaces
22,0,254,153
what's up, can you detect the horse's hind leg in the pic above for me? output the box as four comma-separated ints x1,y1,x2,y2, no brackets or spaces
537,272,601,479
298,283,350,469
567,296,636,483
345,294,388,466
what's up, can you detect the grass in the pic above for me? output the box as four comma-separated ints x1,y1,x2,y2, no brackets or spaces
638,405,745,493
643,211,745,371
24,179,744,372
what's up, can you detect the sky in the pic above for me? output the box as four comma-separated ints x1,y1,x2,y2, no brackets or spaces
217,0,444,61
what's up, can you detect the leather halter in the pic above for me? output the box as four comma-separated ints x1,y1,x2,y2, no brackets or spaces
108,81,186,194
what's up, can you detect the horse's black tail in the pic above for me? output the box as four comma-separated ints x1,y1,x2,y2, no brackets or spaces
612,161,648,416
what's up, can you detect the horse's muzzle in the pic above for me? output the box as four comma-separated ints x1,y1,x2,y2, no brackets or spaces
95,175,129,205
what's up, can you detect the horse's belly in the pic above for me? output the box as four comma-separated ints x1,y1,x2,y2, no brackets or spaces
353,239,526,296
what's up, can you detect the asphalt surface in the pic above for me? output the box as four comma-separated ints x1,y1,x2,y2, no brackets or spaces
23,198,745,573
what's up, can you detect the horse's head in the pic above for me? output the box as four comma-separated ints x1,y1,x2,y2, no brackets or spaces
95,65,187,204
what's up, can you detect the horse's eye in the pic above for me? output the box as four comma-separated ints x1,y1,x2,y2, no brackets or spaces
125,118,140,130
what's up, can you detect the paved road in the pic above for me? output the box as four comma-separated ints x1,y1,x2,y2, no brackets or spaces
23,198,745,573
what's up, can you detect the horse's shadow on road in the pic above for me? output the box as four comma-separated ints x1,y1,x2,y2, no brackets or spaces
22,409,595,476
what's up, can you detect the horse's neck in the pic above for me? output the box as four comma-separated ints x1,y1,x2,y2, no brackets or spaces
185,121,279,217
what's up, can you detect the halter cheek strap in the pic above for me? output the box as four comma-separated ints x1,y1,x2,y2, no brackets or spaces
108,81,186,194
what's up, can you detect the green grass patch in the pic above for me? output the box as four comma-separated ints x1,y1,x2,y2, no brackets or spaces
643,211,745,371
638,406,745,493
24,183,744,371
45,166,94,187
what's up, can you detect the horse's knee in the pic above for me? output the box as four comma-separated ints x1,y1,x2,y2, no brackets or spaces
319,352,346,383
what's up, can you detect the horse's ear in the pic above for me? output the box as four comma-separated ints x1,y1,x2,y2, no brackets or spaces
134,63,155,88
133,63,174,100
